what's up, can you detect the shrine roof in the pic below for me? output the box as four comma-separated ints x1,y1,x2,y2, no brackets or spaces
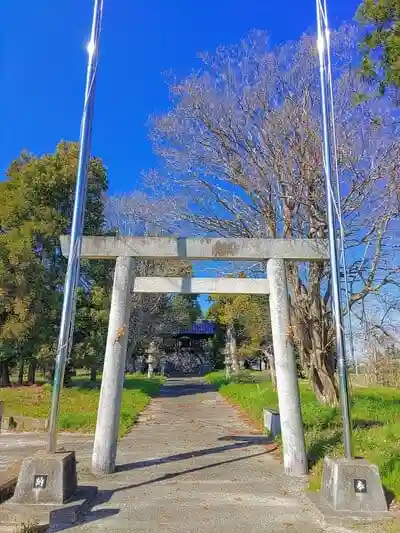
176,321,215,337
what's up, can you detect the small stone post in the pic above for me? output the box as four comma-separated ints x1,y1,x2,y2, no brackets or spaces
92,256,135,475
224,348,232,380
147,341,157,378
267,259,308,476
264,347,277,389
226,324,239,374
160,353,166,375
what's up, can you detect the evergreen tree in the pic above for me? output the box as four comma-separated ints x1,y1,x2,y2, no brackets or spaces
357,0,400,94
0,142,108,386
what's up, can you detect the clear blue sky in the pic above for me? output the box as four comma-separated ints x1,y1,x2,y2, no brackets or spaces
2,0,360,195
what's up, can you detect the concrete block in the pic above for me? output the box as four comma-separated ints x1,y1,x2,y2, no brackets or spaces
0,417,16,431
321,457,387,513
309,456,391,527
263,408,281,438
11,451,77,505
1,416,48,432
0,486,97,532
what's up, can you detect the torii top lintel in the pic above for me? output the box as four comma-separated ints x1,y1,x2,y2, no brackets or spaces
60,236,329,261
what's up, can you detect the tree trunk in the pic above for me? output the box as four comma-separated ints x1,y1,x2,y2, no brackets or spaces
90,366,97,382
17,358,24,386
287,260,339,406
0,361,11,387
27,360,37,385
63,362,73,387
309,350,339,405
46,367,53,384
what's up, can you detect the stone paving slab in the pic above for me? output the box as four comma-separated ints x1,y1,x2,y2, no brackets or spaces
67,377,351,533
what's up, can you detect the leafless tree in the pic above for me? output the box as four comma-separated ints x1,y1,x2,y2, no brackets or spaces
361,323,400,388
130,26,400,404
105,198,194,369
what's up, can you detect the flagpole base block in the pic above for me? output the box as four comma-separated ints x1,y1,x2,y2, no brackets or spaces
10,451,77,505
309,456,392,527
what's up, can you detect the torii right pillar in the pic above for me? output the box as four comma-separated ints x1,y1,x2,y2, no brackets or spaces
267,259,308,476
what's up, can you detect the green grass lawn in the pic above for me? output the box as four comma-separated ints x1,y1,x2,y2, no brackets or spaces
0,373,164,438
206,371,400,502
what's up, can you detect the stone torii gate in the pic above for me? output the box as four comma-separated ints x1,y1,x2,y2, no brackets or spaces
60,235,329,477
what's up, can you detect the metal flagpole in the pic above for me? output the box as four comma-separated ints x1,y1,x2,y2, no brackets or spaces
47,0,104,453
315,0,353,459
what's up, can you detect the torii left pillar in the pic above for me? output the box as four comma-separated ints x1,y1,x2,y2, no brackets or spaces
92,256,135,474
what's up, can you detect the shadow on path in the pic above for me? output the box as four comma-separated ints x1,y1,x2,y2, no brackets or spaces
49,446,274,532
219,435,273,445
49,499,119,533
116,435,275,472
158,380,216,398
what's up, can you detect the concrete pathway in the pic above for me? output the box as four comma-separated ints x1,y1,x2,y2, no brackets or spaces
70,377,348,533
0,433,93,479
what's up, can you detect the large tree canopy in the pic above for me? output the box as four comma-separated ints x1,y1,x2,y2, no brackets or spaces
133,26,400,404
357,0,400,95
0,142,108,385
